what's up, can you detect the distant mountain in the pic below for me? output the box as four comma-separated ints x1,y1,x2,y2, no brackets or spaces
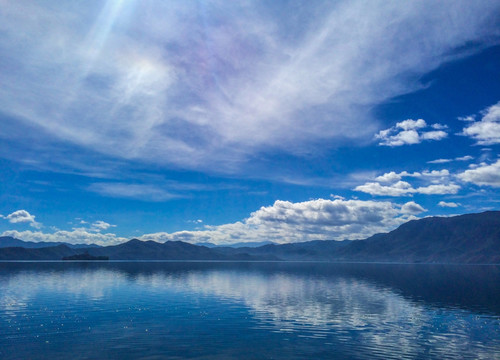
0,244,78,260
0,239,276,261
91,239,228,260
0,211,499,263
0,236,100,249
214,240,353,260
93,239,279,260
332,211,500,264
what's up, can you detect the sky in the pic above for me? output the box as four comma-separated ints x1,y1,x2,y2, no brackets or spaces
0,0,499,246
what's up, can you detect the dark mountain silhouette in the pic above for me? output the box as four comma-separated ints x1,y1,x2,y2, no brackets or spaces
0,211,498,263
0,244,78,260
80,239,277,261
62,252,109,261
332,211,500,263
214,239,353,260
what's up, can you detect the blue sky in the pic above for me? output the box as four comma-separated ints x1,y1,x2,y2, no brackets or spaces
0,0,499,245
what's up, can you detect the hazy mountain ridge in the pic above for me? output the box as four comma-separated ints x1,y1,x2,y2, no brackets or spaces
0,211,499,263
0,237,100,249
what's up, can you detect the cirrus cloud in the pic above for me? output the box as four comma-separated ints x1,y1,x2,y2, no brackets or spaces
0,1,498,174
87,183,179,202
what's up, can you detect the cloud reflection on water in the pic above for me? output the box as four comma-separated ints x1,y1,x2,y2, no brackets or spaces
0,263,499,359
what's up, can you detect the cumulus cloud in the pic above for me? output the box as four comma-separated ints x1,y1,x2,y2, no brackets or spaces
141,198,425,245
330,195,346,200
431,124,448,130
354,182,460,196
416,184,460,195
0,198,424,246
375,171,403,183
438,201,460,208
90,220,116,232
420,170,450,177
400,201,427,214
461,101,500,145
2,229,126,246
355,181,414,196
373,170,449,183
3,210,42,229
375,119,448,146
457,160,500,187
188,219,203,224
458,115,475,122
1,216,118,244
0,1,498,173
354,170,459,196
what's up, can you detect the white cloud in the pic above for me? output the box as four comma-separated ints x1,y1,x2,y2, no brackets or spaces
2,229,126,246
2,216,117,244
428,155,473,164
462,101,500,145
91,220,116,232
420,130,448,141
355,181,415,196
455,155,474,162
458,115,475,122
431,123,448,130
375,171,402,183
3,210,42,229
141,198,424,245
2,198,425,246
0,1,498,173
354,181,459,196
330,195,346,200
376,119,448,146
397,119,427,131
457,160,500,187
427,159,452,164
415,184,460,195
354,169,459,196
400,201,427,214
438,201,460,208
373,170,448,182
420,170,450,177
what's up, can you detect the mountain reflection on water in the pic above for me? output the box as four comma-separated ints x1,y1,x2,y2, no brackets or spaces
0,262,499,360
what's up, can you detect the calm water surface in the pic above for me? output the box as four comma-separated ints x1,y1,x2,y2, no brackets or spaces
0,262,499,359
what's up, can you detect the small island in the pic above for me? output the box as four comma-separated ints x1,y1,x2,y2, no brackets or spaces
62,253,109,261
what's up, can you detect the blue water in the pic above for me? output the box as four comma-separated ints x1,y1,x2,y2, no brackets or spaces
0,262,499,359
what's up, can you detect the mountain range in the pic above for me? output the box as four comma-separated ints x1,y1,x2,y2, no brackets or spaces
0,237,100,249
0,211,499,263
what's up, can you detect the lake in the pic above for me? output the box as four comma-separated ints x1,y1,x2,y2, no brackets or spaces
1,262,499,359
